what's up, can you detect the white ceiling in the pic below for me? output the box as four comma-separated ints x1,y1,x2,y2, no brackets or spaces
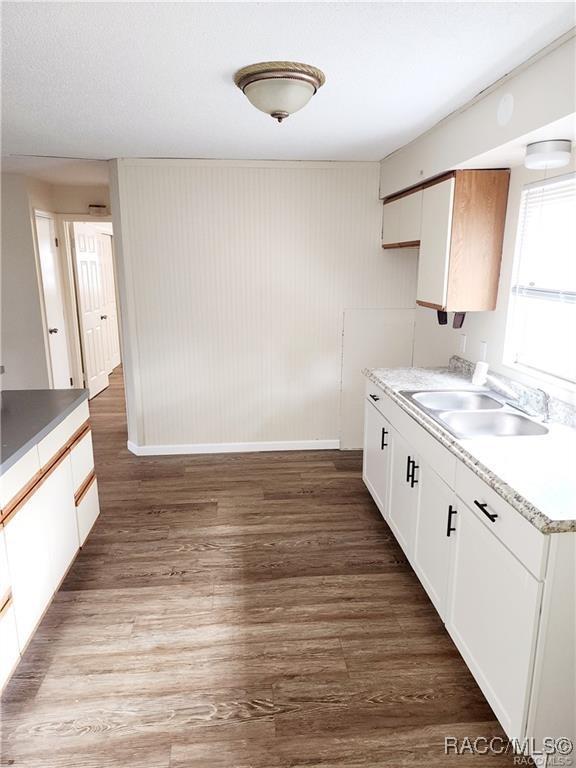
2,2,575,174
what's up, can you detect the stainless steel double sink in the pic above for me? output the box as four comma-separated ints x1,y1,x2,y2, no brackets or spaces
399,389,549,439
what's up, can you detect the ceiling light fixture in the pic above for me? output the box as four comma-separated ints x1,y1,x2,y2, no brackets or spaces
234,61,325,123
524,140,572,170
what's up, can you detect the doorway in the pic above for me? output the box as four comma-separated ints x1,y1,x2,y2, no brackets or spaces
70,221,122,398
34,214,122,399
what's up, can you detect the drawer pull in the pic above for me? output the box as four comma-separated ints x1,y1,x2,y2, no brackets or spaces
446,505,457,537
369,393,380,402
474,500,498,522
410,460,419,488
381,428,388,449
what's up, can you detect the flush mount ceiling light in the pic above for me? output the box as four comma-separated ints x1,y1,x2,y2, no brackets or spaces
524,140,572,170
234,61,326,123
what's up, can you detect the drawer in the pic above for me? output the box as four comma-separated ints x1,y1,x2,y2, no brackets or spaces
455,461,548,580
366,381,456,487
0,528,10,598
0,598,20,691
76,478,100,545
0,445,41,510
37,400,90,467
70,430,94,492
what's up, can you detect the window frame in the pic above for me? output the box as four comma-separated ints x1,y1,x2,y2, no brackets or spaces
503,171,576,390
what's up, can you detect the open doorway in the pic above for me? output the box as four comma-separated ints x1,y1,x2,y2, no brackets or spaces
34,214,122,399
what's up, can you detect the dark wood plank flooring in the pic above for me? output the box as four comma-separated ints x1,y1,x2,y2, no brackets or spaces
1,368,514,767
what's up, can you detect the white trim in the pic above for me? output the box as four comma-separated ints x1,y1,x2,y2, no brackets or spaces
127,439,340,456
116,158,377,170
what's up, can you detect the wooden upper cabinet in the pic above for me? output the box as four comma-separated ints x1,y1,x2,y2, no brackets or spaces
416,169,510,312
382,169,510,312
381,189,422,248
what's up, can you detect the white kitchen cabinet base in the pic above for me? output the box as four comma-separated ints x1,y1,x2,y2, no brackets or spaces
76,479,100,545
0,602,20,689
362,379,574,750
447,501,542,738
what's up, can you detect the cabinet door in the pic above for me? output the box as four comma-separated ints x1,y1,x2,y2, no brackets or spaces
0,602,20,690
44,456,79,592
399,190,422,243
4,490,53,647
446,502,542,739
362,400,393,518
388,432,419,559
413,466,456,620
416,178,455,308
5,456,78,650
382,198,401,245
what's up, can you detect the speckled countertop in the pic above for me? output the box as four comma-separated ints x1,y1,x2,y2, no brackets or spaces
364,366,576,535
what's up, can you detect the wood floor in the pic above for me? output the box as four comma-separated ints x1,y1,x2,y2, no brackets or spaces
1,368,515,767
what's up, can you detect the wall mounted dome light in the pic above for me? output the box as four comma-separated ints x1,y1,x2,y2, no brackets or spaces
234,61,325,123
524,140,572,170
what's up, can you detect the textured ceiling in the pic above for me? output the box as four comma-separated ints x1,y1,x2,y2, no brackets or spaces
2,2,575,167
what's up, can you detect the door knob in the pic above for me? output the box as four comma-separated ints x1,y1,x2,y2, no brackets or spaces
48,327,58,334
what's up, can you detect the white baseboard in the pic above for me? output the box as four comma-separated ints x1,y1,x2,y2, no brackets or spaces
127,439,340,456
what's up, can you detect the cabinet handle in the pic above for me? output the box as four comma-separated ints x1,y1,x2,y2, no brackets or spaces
446,505,457,537
406,456,412,483
381,428,388,449
48,327,59,334
474,500,498,522
369,393,380,402
410,461,419,487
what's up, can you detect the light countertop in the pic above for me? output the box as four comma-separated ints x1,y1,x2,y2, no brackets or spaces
364,366,576,534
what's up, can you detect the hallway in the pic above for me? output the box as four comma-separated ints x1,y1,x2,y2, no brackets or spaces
0,369,511,767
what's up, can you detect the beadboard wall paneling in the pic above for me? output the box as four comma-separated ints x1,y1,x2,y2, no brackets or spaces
340,307,416,450
111,160,417,450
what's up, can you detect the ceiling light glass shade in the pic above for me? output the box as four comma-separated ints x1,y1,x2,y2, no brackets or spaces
525,140,572,170
243,78,316,121
235,61,325,122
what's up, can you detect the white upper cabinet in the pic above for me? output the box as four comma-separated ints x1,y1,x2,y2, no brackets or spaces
381,190,422,247
415,170,510,312
416,178,455,308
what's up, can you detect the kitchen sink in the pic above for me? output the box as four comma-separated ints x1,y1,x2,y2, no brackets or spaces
410,390,503,411
438,411,549,438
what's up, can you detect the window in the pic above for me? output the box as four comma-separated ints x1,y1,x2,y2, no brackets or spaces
506,173,576,385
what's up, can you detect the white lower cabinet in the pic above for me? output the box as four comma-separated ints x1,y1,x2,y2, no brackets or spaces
447,501,542,739
413,466,455,620
4,484,54,646
388,431,419,560
0,602,20,687
362,387,566,747
362,399,393,518
4,455,77,652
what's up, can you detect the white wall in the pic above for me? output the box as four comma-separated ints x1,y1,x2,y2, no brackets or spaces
1,174,50,389
412,157,576,402
379,33,575,197
0,174,112,389
110,159,417,452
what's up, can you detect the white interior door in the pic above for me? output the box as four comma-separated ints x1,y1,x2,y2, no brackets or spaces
73,222,109,398
98,233,121,372
35,214,72,388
